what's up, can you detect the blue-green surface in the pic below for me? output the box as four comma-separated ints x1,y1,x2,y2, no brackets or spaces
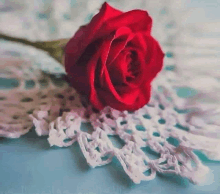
1,127,220,194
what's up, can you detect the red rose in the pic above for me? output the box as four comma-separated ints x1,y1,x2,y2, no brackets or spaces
65,2,164,111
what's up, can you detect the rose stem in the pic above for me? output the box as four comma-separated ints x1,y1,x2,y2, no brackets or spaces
0,32,69,65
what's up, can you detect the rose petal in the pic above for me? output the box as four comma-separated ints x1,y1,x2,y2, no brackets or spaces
144,36,164,81
87,37,113,110
69,26,133,110
97,84,151,111
125,49,146,86
97,52,142,108
65,39,102,95
98,27,134,87
88,27,132,109
107,49,129,85
65,2,122,75
107,48,146,89
128,32,148,51
106,27,134,65
130,34,164,82
94,10,152,40
91,29,153,110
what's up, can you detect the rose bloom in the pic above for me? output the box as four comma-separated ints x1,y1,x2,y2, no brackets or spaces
65,2,164,111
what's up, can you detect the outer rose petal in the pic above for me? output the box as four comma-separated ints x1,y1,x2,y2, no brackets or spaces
94,10,152,40
97,84,151,111
130,34,164,82
87,36,114,110
65,2,122,75
65,38,102,96
144,36,164,82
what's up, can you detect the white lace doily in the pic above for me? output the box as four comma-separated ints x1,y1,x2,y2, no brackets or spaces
0,0,220,185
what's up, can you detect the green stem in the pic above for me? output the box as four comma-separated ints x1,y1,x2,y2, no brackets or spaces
0,33,70,65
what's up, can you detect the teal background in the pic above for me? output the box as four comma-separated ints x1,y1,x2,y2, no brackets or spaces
1,0,220,193
1,124,220,194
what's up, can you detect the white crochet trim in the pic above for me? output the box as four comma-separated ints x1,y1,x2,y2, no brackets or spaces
0,56,68,138
26,75,219,184
0,0,220,185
